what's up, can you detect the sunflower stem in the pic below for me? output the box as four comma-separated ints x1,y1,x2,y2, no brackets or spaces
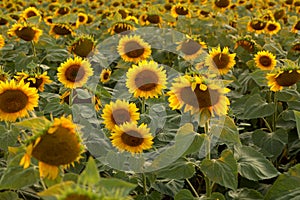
186,178,199,198
69,89,73,107
142,173,147,195
204,120,212,197
262,118,273,133
40,177,47,190
31,41,37,58
141,98,145,114
272,92,278,131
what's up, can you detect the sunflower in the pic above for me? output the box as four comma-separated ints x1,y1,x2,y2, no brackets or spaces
44,16,53,25
213,0,231,10
56,186,101,200
57,57,94,89
171,4,192,18
167,75,230,117
267,68,300,91
0,15,9,26
247,19,267,34
76,12,88,27
49,23,74,38
177,36,207,60
291,43,300,53
117,35,152,63
205,46,236,75
265,21,281,35
254,51,276,70
0,66,9,82
126,60,167,99
0,80,39,122
291,20,300,33
15,72,52,92
234,36,257,53
20,116,84,180
68,35,96,57
108,22,136,35
21,7,41,20
273,9,285,21
54,6,71,16
7,23,43,43
139,13,163,27
0,35,4,48
93,95,102,112
100,68,112,83
110,122,153,154
102,99,140,131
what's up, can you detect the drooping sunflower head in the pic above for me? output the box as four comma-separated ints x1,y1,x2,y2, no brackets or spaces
108,21,136,35
110,122,153,154
273,9,285,21
15,71,52,92
234,36,257,53
291,42,300,53
205,46,236,75
291,20,300,33
7,23,43,43
21,6,41,20
68,35,96,58
247,19,267,34
167,75,230,117
49,23,74,38
267,67,300,91
254,50,277,70
0,79,39,122
265,21,281,35
102,99,140,131
57,56,94,89
100,68,112,84
126,60,167,99
0,34,5,49
171,4,192,18
57,186,101,200
20,116,84,180
177,36,207,60
117,35,152,63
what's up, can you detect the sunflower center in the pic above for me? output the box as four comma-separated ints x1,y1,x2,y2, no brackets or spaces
0,90,29,113
175,6,189,15
215,0,230,8
52,25,72,36
114,23,132,34
295,21,300,30
26,11,37,18
15,27,35,41
180,85,220,109
111,109,131,125
180,40,201,55
57,7,69,15
212,53,230,69
121,130,144,147
147,15,160,24
64,193,92,200
134,70,158,91
124,41,145,58
72,38,94,57
65,64,86,82
0,17,8,25
267,24,277,31
24,77,44,90
32,126,81,166
292,44,300,52
103,72,110,80
79,15,85,23
259,56,272,67
200,10,210,17
250,20,266,30
275,70,300,86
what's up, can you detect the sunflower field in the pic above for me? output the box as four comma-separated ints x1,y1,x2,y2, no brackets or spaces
0,0,300,199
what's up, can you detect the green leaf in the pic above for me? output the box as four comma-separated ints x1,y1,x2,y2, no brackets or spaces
200,149,238,190
78,157,100,186
156,158,195,179
174,189,195,200
227,188,264,200
200,192,226,200
252,129,287,158
15,116,51,135
265,164,300,200
293,110,300,139
38,181,75,197
0,191,22,200
136,191,162,200
234,146,279,181
96,178,136,197
0,125,19,151
152,179,184,197
277,90,300,101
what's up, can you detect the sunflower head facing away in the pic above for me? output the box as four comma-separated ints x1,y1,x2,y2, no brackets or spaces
234,36,257,53
117,35,152,63
254,50,276,70
205,46,236,75
100,68,112,84
167,75,230,117
0,79,39,122
110,122,153,154
57,56,94,89
267,68,300,91
126,60,167,99
8,23,43,43
20,116,84,180
102,99,140,131
69,35,96,57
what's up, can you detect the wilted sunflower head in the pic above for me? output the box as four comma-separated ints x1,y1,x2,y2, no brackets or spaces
20,116,84,180
7,23,43,43
0,79,39,122
110,122,154,154
69,35,96,57
267,67,300,91
101,99,140,131
254,50,277,70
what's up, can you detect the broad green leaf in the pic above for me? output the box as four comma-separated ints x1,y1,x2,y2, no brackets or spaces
37,181,75,197
96,178,136,197
242,94,275,119
277,90,300,101
200,149,238,190
249,70,268,86
183,133,206,155
156,158,195,179
234,146,279,181
136,191,162,200
265,164,300,200
293,110,300,139
227,188,264,200
252,129,287,158
152,179,184,197
78,157,100,185
200,192,226,200
210,116,241,146
0,125,19,151
174,189,195,200
0,191,22,200
15,116,51,134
